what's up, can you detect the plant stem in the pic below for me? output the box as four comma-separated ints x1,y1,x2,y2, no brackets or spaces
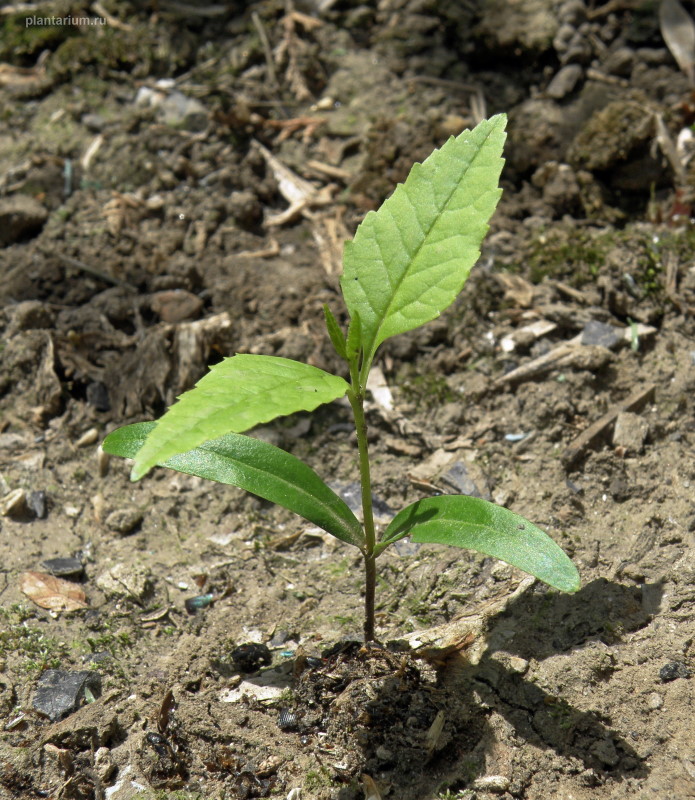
347,375,378,642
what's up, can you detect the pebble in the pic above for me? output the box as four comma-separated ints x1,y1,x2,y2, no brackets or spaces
96,563,153,601
94,746,115,782
86,381,110,412
659,661,691,682
473,775,510,792
647,692,663,710
64,503,82,518
0,195,48,246
158,90,208,131
546,64,583,98
27,490,47,519
590,737,620,767
40,557,84,579
612,412,649,454
32,669,101,722
581,320,622,349
105,507,143,535
75,428,99,448
150,289,204,323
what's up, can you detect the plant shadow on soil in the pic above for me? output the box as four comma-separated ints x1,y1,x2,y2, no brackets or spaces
237,578,657,798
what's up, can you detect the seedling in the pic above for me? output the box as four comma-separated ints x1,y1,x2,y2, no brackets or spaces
103,115,580,641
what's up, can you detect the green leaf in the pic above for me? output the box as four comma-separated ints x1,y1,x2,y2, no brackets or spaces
323,304,347,360
104,422,365,549
341,114,506,378
346,311,362,362
379,495,580,593
129,354,349,480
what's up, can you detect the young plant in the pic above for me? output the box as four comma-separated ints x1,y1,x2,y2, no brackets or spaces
103,115,580,641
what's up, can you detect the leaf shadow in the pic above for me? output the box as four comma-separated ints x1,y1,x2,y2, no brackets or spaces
339,577,659,798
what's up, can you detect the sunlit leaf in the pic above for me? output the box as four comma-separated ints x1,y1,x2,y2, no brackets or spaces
380,495,580,593
104,423,364,548
128,355,349,480
341,114,506,379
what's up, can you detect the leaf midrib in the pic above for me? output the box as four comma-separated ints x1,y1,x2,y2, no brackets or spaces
365,123,497,364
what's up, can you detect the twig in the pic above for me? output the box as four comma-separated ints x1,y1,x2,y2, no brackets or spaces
53,252,136,290
561,383,656,468
252,11,278,88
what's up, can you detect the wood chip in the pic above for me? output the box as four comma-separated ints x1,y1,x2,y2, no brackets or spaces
561,383,656,468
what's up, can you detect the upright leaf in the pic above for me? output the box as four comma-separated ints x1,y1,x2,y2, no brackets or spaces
104,423,365,548
323,304,347,360
380,495,580,593
341,115,506,378
129,354,349,480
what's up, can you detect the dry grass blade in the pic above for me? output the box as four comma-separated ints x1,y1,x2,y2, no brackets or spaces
660,0,695,85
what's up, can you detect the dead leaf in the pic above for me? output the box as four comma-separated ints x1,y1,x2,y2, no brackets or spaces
20,571,88,612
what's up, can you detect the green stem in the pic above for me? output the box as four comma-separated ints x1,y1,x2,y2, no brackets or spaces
347,364,378,642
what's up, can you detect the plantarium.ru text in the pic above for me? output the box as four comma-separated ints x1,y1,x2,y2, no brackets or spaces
103,115,580,642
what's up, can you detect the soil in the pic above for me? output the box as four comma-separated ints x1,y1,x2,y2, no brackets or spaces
1,1,695,799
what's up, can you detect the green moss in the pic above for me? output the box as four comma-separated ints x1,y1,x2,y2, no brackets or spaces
397,364,454,409
0,14,72,61
0,605,71,673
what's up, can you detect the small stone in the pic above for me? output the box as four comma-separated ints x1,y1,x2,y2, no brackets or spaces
40,557,84,579
0,195,48,246
75,428,99,448
612,412,649,454
602,46,635,77
105,507,143,535
32,669,101,722
590,737,620,767
647,692,663,710
94,746,115,782
86,381,110,412
546,64,583,99
150,289,203,323
659,661,691,682
375,746,393,763
27,490,47,519
581,320,622,349
473,775,510,792
96,563,153,601
82,113,105,132
64,503,81,518
158,90,208,131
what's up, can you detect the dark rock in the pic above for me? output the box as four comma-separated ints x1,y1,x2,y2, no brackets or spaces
40,557,84,579
86,381,110,412
28,490,47,519
32,670,101,722
231,643,272,673
659,662,691,682
0,195,48,246
441,462,491,500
